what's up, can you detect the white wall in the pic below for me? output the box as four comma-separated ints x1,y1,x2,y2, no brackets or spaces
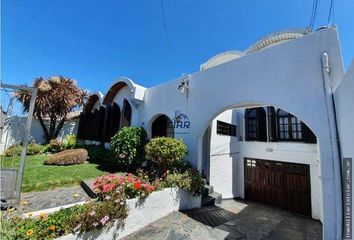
0,116,78,153
209,110,239,199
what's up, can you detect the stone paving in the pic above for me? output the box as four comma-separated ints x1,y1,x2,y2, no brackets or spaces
9,184,90,214
123,199,322,240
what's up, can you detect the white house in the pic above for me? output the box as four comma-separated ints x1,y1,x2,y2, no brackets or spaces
77,27,354,240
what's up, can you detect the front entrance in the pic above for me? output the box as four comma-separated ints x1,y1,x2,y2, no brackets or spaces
244,158,311,216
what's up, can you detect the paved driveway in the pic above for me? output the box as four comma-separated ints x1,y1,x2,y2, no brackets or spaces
123,199,322,240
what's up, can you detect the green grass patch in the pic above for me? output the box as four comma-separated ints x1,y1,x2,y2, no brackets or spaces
0,155,120,192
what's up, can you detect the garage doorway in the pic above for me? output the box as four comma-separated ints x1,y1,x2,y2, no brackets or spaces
244,158,311,216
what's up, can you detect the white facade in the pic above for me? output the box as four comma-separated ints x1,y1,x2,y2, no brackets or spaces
79,27,353,240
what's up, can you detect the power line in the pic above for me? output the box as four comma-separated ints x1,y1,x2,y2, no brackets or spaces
309,0,316,28
327,0,335,26
309,0,320,29
160,0,172,66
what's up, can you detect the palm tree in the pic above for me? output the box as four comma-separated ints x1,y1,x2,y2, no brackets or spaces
15,76,87,143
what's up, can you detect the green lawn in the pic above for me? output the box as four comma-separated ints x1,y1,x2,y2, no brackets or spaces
1,155,120,192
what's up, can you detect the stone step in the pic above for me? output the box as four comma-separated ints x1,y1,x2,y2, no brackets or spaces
209,192,222,204
204,185,214,194
201,196,215,207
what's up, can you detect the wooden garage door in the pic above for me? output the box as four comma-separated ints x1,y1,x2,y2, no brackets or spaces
244,158,311,216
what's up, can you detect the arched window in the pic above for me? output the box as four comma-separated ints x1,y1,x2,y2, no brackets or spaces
121,99,132,128
245,107,267,141
277,109,317,143
151,115,174,138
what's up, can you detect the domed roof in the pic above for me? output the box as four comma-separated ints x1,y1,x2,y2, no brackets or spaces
200,51,244,70
200,29,311,71
246,28,311,54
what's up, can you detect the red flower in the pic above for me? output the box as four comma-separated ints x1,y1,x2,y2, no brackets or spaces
102,183,115,193
134,182,141,190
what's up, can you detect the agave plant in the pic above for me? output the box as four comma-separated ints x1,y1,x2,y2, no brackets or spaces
15,76,87,143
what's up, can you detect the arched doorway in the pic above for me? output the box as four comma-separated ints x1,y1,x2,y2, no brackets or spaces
151,115,174,138
121,99,132,128
201,105,319,219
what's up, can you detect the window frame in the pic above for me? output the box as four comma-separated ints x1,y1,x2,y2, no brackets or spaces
277,109,303,142
245,107,267,142
216,120,237,137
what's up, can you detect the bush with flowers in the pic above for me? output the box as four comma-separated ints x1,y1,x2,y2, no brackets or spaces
0,206,84,239
93,173,155,199
68,190,128,233
159,169,205,196
110,127,149,170
0,192,128,239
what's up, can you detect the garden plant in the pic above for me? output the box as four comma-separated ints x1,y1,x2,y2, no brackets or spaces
0,135,205,239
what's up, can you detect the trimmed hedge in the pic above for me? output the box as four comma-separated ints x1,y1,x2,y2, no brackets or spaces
145,137,187,175
5,143,42,157
47,139,63,153
44,149,88,165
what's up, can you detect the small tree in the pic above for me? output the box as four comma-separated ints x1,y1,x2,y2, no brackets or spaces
15,76,86,143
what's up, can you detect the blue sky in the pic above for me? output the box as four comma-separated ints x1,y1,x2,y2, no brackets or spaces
1,0,353,93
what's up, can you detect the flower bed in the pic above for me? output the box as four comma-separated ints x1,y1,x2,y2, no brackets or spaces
58,187,200,240
1,172,203,240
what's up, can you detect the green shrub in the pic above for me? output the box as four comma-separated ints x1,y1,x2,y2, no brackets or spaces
47,139,63,153
5,143,43,156
5,145,22,156
63,134,77,149
79,144,112,163
110,127,149,170
145,137,187,175
26,143,42,155
44,149,88,165
160,169,205,196
39,144,48,153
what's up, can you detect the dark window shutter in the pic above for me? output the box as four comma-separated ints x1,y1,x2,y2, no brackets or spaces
245,109,250,141
267,106,277,142
93,109,101,141
258,108,267,142
302,123,317,143
103,105,112,142
98,107,106,142
77,112,85,139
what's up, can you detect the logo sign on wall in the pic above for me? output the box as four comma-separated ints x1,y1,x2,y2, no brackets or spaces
169,110,191,135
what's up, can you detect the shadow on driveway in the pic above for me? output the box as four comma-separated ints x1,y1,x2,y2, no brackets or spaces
124,199,322,240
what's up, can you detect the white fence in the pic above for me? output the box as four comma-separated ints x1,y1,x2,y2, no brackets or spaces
0,116,79,154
